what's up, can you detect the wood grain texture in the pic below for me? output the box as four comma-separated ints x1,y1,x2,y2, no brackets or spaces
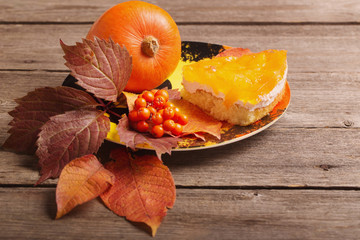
1,0,360,23
1,188,359,240
1,24,359,72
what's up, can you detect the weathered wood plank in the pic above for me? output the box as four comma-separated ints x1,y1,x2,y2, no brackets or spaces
1,127,359,187
1,24,359,72
0,188,359,239
1,0,360,23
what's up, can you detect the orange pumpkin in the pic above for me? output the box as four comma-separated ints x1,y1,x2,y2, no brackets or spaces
86,1,181,93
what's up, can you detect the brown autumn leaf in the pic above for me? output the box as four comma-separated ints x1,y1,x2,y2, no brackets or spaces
101,148,176,237
2,86,99,154
116,116,179,159
61,37,132,102
36,109,110,184
216,47,252,58
56,154,115,219
171,99,222,139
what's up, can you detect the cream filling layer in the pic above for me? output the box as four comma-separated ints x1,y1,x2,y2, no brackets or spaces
182,66,288,112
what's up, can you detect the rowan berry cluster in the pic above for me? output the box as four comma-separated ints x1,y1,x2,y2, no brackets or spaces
128,89,188,138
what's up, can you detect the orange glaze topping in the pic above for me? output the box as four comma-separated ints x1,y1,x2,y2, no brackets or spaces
182,50,287,107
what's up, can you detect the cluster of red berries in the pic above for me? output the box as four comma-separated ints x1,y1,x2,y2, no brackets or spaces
128,89,188,138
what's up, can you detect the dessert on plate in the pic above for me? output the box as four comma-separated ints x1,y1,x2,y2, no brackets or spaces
181,49,288,126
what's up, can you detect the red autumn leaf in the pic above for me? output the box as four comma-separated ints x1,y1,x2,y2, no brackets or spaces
171,99,222,139
36,109,110,184
2,86,99,154
123,88,180,112
122,92,138,112
101,148,175,237
61,37,132,102
56,154,115,219
216,47,252,58
116,116,179,159
167,88,181,101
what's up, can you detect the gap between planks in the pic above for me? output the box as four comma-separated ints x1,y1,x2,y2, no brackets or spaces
2,69,360,74
1,187,360,239
1,21,360,25
1,184,360,191
1,0,360,24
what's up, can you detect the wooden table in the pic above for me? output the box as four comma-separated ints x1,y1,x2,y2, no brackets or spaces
1,0,360,239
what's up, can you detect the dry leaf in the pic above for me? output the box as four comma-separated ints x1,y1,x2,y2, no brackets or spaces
216,47,252,58
116,116,179,159
61,38,132,102
36,109,110,184
56,154,115,219
171,99,222,139
2,86,98,154
101,148,176,236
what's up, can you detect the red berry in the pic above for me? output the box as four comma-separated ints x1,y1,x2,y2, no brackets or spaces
137,107,150,121
177,114,189,125
158,109,164,116
171,123,183,136
151,125,164,138
136,121,149,132
142,91,154,103
172,107,181,122
147,106,157,116
154,89,169,102
163,107,175,120
134,97,147,109
153,95,166,109
128,110,139,122
163,119,175,131
164,102,174,108
151,112,163,125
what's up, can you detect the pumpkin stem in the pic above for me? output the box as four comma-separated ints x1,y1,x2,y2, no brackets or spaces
141,36,159,57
